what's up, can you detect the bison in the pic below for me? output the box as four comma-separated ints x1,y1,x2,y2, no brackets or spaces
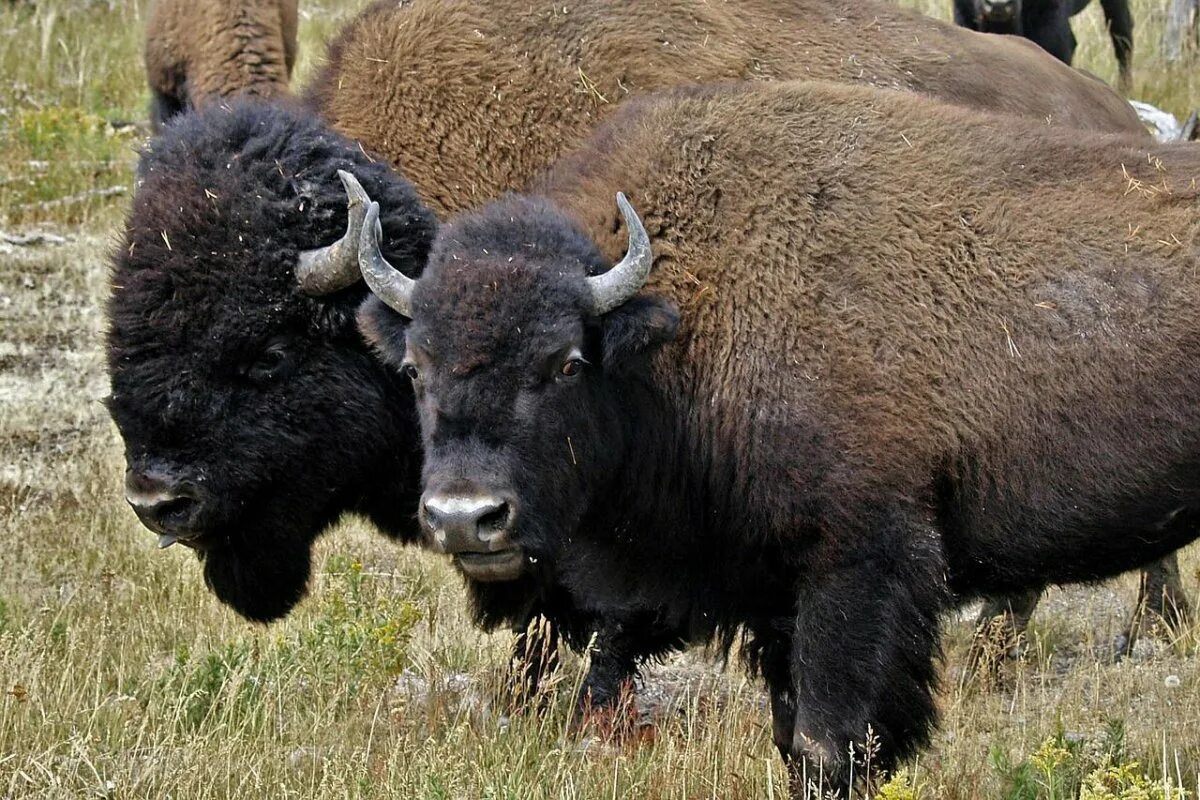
109,0,1157,717
954,0,1134,91
144,0,298,130
354,79,1200,790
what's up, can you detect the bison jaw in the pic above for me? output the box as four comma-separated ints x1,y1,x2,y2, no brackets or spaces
454,550,527,582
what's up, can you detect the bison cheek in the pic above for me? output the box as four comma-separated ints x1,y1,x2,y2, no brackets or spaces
201,539,313,622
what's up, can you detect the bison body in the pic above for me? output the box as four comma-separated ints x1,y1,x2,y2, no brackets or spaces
357,80,1200,789
307,0,1143,219
145,0,298,130
112,0,1148,717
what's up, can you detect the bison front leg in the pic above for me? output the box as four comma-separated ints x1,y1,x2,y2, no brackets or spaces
783,515,950,793
573,612,685,734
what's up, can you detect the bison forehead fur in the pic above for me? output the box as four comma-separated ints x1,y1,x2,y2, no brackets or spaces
108,101,435,621
409,197,606,372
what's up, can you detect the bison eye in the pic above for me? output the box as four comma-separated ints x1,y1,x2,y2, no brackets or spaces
243,342,294,384
560,358,586,378
401,363,420,381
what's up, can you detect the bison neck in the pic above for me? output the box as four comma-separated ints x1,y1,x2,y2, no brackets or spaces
555,369,817,638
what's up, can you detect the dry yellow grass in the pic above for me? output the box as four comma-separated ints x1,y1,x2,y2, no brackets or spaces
1,1,1198,798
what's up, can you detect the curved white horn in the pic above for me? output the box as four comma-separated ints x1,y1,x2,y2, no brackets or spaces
587,192,653,315
358,200,416,317
294,169,370,295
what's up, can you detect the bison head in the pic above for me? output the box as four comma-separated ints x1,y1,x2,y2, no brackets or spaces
107,101,435,621
977,0,1023,31
357,190,678,581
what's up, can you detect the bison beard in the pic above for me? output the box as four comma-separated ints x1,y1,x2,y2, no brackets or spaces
202,534,312,623
357,81,1200,790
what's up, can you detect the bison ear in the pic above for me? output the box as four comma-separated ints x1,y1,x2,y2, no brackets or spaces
600,295,679,371
356,294,412,369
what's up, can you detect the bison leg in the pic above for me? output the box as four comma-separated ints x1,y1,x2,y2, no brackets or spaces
574,612,684,725
752,622,805,792
1098,0,1135,91
576,621,641,713
1117,554,1193,656
784,513,949,792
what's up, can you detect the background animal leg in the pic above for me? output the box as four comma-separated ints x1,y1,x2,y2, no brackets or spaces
1098,0,1135,90
1117,553,1193,656
1025,2,1078,64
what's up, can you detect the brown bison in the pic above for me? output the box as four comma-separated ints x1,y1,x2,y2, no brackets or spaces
307,0,1143,218
109,0,1156,716
355,78,1200,791
144,0,298,129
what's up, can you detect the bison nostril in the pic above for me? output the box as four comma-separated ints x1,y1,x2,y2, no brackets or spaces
125,467,207,535
421,492,517,552
477,502,511,531
153,495,198,525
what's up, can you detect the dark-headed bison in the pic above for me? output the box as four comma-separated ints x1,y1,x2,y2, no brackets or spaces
355,79,1200,791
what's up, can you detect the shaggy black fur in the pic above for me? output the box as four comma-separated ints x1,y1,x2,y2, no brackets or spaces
107,100,680,711
109,100,433,620
953,0,1133,86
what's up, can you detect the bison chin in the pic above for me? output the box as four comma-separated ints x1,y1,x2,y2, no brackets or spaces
202,536,312,622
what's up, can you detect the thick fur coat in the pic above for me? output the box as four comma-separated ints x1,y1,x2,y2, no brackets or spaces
360,79,1200,788
307,0,1143,216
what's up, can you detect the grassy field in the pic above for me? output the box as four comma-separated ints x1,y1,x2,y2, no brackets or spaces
1,0,1199,797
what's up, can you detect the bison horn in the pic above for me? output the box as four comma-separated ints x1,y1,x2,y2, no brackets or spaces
587,193,654,315
359,200,417,318
294,169,370,296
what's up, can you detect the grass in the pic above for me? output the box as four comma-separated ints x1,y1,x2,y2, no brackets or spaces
0,0,1198,797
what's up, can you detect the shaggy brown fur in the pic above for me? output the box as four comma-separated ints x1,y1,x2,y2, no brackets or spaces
360,79,1200,790
306,0,1143,217
145,0,298,129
